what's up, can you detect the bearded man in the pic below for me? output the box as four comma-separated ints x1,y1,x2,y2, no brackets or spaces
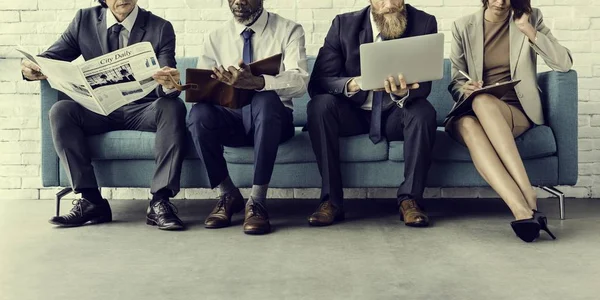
182,0,309,235
306,0,438,227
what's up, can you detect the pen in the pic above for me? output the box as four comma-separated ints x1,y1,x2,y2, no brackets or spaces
459,70,473,82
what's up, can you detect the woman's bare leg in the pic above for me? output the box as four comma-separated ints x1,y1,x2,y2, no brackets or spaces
471,95,537,210
454,115,532,220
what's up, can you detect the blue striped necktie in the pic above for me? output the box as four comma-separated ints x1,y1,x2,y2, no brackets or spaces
242,28,254,64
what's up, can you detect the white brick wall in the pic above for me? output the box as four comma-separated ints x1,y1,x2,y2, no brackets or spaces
0,0,598,200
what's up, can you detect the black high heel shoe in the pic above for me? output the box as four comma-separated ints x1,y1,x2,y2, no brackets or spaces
533,210,557,240
510,210,556,243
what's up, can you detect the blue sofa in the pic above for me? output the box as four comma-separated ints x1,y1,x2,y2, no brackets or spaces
41,58,578,219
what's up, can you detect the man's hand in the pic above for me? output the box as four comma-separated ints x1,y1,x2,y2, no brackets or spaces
21,59,47,81
514,12,537,42
346,76,361,93
461,80,483,98
152,67,179,90
383,74,419,97
212,60,265,90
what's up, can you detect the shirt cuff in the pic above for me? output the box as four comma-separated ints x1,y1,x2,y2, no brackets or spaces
344,77,359,97
161,85,178,95
257,75,275,91
390,90,410,106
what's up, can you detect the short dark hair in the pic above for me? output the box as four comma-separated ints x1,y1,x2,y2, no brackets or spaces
481,0,532,19
98,0,108,8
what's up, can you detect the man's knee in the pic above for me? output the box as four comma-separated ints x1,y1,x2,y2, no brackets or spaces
252,90,279,103
187,103,219,132
252,91,286,122
252,91,283,110
49,100,80,125
154,97,187,119
407,98,437,126
307,94,338,120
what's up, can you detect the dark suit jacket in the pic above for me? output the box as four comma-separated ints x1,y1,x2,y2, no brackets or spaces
39,5,179,100
308,5,438,107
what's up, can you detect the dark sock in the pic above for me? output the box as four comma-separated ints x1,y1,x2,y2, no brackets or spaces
152,189,172,203
80,188,102,204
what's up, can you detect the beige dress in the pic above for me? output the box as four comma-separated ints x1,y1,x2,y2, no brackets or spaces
448,14,531,140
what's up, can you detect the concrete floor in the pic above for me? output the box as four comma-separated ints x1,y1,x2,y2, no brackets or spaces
1,198,599,300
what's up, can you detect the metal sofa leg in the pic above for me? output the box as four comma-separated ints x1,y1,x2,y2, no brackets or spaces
55,188,73,217
540,186,565,220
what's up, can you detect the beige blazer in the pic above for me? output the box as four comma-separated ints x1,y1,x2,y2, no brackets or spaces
448,8,573,125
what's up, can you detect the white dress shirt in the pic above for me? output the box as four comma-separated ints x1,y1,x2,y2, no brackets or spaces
106,6,175,94
345,11,409,110
197,10,309,110
105,5,139,48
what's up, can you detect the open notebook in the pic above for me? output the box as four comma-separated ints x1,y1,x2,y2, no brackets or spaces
444,80,522,125
168,53,282,109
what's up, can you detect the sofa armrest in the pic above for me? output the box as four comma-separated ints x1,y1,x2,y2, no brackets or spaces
41,80,61,187
537,70,578,185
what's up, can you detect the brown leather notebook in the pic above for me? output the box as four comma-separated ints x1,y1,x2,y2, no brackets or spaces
171,53,282,109
443,80,521,126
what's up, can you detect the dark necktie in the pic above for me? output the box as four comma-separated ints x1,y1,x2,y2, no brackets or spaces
369,35,386,144
242,28,255,64
108,24,124,53
369,91,384,144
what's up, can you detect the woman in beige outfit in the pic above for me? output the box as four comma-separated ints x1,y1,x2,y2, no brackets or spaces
447,0,572,242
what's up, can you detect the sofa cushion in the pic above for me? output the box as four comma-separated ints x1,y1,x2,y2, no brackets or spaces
223,128,388,163
389,125,557,162
87,131,199,160
428,60,456,126
86,128,388,163
292,57,316,127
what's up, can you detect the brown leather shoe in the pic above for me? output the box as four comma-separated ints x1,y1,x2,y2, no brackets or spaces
399,199,429,227
204,189,244,228
308,200,345,226
243,199,271,235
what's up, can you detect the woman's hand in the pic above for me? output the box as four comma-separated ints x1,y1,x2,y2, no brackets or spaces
461,80,483,98
514,12,531,28
514,12,537,42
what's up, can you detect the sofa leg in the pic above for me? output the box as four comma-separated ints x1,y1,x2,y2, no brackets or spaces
55,187,73,217
540,186,565,220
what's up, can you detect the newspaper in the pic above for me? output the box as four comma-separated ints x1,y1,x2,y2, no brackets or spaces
18,42,161,116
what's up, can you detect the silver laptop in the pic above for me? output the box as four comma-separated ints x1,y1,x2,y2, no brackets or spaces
359,33,444,91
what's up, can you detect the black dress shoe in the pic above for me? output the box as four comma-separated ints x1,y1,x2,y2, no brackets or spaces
49,198,112,227
146,200,185,231
205,189,245,228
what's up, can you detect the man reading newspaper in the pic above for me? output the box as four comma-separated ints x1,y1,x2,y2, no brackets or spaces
20,0,187,231
20,42,164,116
